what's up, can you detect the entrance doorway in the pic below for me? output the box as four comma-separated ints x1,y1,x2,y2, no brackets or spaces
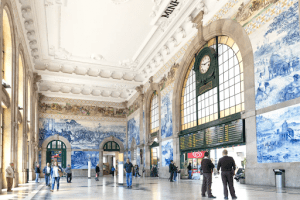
150,141,159,177
103,141,120,175
46,140,67,168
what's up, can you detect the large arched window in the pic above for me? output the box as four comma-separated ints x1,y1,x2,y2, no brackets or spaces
181,36,244,131
150,91,159,134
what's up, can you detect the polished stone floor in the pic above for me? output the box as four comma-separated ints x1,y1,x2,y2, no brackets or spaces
1,175,300,200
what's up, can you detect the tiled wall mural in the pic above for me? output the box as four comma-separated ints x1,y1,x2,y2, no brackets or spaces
71,151,99,169
127,111,140,149
161,139,173,167
39,102,126,118
161,90,173,139
257,104,300,163
252,2,300,110
39,118,126,149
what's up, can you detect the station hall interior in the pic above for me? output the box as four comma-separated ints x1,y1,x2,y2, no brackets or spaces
1,0,300,199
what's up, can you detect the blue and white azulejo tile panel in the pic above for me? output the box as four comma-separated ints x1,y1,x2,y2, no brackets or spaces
252,2,300,110
161,139,173,167
161,90,173,139
257,104,300,163
39,118,126,149
127,112,140,149
71,151,99,169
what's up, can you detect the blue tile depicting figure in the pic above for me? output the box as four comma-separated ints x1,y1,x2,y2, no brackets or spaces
161,90,173,139
256,104,300,163
161,139,173,167
71,151,99,169
39,118,126,149
252,2,300,110
127,113,140,149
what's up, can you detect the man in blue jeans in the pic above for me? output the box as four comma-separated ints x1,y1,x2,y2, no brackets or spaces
124,159,133,189
42,163,51,186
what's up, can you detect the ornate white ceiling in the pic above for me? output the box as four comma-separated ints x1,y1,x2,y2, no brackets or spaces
16,0,229,102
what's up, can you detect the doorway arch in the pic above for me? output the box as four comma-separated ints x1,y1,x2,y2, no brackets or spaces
99,136,125,176
46,140,67,168
41,135,71,176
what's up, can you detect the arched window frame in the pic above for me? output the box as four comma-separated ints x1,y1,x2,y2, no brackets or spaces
181,36,244,131
150,91,159,134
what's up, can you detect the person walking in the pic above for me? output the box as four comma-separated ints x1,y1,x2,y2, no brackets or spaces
43,163,51,186
95,164,100,181
173,162,178,181
124,159,133,189
6,163,14,192
135,165,141,177
35,164,40,183
65,164,72,183
169,160,175,182
50,162,63,192
217,149,238,200
201,152,216,199
187,163,192,179
111,166,115,177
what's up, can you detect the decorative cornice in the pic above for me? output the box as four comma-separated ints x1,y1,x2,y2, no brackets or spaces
39,113,128,122
40,96,125,107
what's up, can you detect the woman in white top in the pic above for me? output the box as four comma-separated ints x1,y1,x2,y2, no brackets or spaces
50,162,63,192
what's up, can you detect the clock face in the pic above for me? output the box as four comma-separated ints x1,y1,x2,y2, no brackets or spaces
200,55,211,74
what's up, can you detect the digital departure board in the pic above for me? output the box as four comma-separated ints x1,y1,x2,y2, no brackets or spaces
180,119,244,151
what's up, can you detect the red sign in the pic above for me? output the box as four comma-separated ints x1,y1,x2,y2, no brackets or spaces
188,151,206,159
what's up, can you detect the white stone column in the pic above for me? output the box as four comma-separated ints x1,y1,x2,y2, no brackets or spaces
99,150,103,176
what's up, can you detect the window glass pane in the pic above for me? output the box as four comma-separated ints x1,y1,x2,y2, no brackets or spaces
218,39,244,118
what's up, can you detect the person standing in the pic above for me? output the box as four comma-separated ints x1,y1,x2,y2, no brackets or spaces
35,164,40,183
124,159,133,189
65,164,72,183
201,152,216,199
187,163,192,179
50,162,63,192
173,162,178,181
169,160,175,182
95,164,100,181
43,163,51,186
6,163,14,192
217,149,238,200
111,166,115,177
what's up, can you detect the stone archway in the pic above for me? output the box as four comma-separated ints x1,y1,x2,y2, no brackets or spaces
40,134,72,177
98,136,125,176
172,17,254,171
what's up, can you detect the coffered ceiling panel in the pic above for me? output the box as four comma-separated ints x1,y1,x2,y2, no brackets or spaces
16,0,229,102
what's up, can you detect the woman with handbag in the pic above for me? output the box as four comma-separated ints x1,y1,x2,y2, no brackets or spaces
50,162,63,192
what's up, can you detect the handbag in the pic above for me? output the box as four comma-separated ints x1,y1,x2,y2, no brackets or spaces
58,169,63,177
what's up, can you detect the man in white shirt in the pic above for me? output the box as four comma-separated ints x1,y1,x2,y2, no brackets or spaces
6,163,15,192
43,163,51,186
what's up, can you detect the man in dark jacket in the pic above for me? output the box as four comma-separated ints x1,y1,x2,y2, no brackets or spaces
217,149,237,200
169,160,175,182
65,164,72,183
124,159,133,188
43,163,51,186
201,152,216,199
187,163,192,179
35,164,40,183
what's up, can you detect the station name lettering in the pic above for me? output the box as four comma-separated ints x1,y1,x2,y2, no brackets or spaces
161,0,180,18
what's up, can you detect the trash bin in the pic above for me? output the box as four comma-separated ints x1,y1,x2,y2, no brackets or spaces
273,169,285,192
